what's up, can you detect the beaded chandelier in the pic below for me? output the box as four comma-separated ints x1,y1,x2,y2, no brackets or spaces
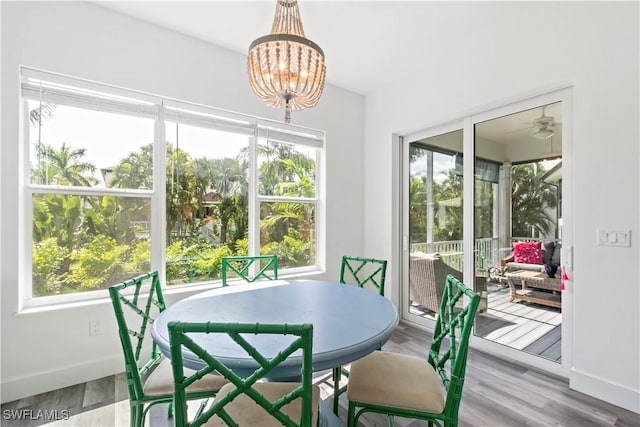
247,0,326,123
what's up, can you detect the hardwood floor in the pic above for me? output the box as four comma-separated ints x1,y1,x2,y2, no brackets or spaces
2,323,638,426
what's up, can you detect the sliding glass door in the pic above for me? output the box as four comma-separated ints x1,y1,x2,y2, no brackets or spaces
403,125,465,328
473,102,563,364
401,90,571,376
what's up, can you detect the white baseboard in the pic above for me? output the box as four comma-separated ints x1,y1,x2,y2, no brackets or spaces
571,367,640,414
1,354,123,404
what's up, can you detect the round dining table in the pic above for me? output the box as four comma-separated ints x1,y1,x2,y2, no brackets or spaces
151,279,399,379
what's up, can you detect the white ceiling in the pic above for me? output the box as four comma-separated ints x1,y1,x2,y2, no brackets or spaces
94,1,505,96
477,102,562,145
95,1,563,150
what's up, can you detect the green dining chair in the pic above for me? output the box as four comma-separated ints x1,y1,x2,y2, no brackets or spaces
338,255,387,295
168,321,319,427
109,272,227,427
346,274,480,427
333,255,388,414
221,255,278,286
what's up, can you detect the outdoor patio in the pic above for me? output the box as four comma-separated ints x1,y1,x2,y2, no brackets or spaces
410,281,562,362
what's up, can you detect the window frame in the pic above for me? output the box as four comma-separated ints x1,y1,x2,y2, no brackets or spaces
20,67,325,308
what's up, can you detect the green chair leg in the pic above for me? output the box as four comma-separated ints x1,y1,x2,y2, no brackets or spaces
347,401,356,427
332,367,342,414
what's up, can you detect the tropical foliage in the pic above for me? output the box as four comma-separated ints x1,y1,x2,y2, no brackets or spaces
408,147,558,246
511,163,558,237
408,164,464,244
31,120,317,296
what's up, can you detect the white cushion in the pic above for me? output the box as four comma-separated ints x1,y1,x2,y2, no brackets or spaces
144,359,228,396
347,351,445,413
505,262,545,273
199,382,320,426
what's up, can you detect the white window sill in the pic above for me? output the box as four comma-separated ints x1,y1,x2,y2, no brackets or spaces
16,268,325,315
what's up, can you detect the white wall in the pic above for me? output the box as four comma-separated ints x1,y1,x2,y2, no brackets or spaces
2,0,638,415
0,1,364,402
364,2,639,413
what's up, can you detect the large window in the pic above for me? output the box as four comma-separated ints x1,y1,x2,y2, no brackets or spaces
257,137,318,269
21,68,324,304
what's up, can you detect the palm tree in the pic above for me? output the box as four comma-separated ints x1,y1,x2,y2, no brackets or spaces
29,103,56,127
433,170,463,241
271,158,315,197
109,143,154,189
408,176,427,244
164,143,208,242
243,141,315,196
36,142,97,186
511,162,558,237
207,157,246,245
474,178,495,238
33,143,98,246
237,140,317,263
259,148,316,260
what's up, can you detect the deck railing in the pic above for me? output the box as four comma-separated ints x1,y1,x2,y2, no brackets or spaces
411,237,560,272
410,238,498,272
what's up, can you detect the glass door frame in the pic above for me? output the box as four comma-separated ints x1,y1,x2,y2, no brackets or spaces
400,119,466,331
399,88,573,378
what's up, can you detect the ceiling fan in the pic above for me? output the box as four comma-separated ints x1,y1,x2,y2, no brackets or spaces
530,105,558,140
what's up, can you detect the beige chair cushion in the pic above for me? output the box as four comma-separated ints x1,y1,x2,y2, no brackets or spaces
201,382,320,426
347,350,445,413
144,359,228,396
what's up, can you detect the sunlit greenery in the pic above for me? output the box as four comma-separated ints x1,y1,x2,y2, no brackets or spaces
31,127,317,296
408,167,464,244
408,148,558,245
511,163,558,237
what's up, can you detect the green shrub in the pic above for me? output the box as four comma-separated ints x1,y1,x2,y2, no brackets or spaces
66,235,128,290
32,238,68,296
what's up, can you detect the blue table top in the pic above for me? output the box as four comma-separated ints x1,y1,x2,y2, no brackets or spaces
152,279,399,378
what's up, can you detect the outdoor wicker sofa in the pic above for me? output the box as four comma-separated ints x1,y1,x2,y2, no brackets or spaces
409,252,486,314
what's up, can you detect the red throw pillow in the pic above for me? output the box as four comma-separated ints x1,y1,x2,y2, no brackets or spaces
513,241,543,264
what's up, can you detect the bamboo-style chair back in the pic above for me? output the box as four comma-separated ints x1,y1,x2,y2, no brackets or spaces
109,272,168,427
221,255,278,286
332,255,388,414
428,274,480,424
109,271,166,404
338,255,387,296
110,272,227,427
168,322,316,427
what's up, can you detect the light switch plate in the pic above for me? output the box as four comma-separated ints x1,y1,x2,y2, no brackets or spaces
597,229,631,247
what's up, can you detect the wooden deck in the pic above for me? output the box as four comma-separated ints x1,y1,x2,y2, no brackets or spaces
410,281,563,362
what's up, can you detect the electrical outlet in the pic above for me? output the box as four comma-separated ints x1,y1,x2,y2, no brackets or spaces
89,320,103,336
